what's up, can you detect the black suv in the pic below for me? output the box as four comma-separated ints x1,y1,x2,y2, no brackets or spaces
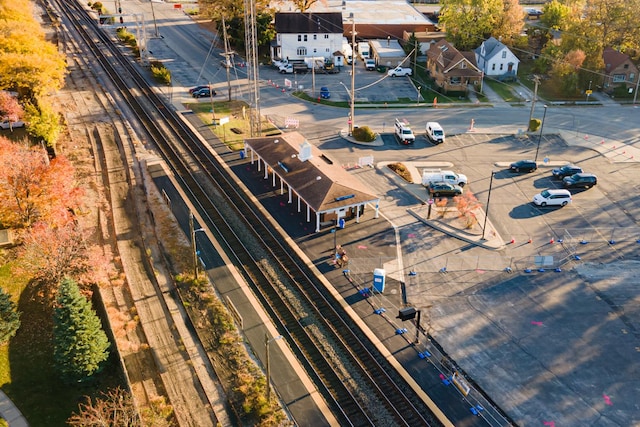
552,164,583,179
509,159,537,173
563,173,597,189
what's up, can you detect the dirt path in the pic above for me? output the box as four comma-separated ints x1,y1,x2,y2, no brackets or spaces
50,13,223,426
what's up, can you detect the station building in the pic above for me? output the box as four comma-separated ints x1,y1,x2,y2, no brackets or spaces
243,132,380,232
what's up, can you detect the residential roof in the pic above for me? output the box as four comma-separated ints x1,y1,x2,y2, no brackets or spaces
427,39,481,75
243,132,378,214
274,12,343,34
603,47,634,72
274,0,434,26
475,36,516,62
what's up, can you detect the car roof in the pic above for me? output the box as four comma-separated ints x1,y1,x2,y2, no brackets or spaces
543,189,571,195
572,173,596,178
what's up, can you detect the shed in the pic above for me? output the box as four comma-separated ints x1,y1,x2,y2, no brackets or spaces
369,39,407,68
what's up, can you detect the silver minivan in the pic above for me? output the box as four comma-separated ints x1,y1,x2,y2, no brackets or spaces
532,189,572,207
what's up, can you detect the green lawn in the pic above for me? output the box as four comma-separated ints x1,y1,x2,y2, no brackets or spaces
0,260,124,426
484,78,526,103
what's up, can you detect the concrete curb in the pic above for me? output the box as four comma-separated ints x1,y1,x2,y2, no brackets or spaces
0,390,29,427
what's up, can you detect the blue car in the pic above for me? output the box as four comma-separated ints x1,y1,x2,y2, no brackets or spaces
320,87,330,99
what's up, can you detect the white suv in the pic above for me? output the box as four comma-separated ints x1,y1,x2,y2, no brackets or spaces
532,189,572,207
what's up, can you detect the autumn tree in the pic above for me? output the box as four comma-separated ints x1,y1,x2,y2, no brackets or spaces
16,221,111,290
0,0,67,97
541,0,572,31
68,387,142,427
549,49,586,96
440,0,523,50
24,99,63,150
0,91,24,125
0,287,21,344
0,137,83,228
53,277,110,384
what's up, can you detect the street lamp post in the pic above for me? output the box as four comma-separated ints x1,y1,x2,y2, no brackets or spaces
482,171,496,240
534,105,548,164
417,86,421,104
265,333,283,401
189,212,204,279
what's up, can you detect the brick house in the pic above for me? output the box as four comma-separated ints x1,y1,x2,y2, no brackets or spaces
426,39,482,94
602,47,638,94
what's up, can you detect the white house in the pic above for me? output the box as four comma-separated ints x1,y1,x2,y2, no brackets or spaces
474,37,520,79
271,12,344,62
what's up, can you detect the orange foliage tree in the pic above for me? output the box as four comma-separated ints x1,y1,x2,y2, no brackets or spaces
453,191,481,229
0,137,83,228
0,91,24,123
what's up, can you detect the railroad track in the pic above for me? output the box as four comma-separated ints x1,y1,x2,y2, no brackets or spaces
56,2,446,425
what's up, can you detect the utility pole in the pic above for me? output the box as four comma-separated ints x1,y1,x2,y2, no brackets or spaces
349,14,356,136
221,16,233,102
244,0,261,136
528,75,540,131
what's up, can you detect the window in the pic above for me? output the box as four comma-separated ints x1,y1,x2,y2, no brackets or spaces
613,74,626,82
450,76,461,85
492,64,496,71
313,48,317,53
324,34,329,39
313,35,317,40
298,35,301,42
304,35,308,42
460,62,466,69
624,63,629,69
297,47,307,56
326,48,330,52
502,50,507,58
500,64,503,71
630,73,635,82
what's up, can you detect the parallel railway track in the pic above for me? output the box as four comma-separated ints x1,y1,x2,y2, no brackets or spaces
56,2,446,425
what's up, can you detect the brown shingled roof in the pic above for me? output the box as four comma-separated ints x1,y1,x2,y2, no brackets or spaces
244,132,379,214
603,47,630,72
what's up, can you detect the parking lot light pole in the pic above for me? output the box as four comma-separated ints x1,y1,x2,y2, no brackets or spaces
482,171,496,240
349,13,356,136
535,105,548,163
417,86,421,104
265,333,283,401
190,212,205,279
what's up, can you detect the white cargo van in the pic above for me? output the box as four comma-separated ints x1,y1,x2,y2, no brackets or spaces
426,122,445,144
357,42,370,59
422,169,467,187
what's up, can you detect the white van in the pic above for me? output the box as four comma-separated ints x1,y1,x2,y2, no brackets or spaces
426,122,445,144
532,189,572,207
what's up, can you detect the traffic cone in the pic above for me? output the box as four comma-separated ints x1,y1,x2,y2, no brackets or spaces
528,238,532,244
510,237,515,244
549,238,555,244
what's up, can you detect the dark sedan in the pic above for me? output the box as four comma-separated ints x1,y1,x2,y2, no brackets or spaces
552,164,583,179
188,85,210,94
192,88,217,98
563,173,597,189
427,181,463,197
509,159,537,173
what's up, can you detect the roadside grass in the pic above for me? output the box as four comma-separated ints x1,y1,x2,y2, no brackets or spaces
187,100,281,149
484,78,526,103
0,259,124,425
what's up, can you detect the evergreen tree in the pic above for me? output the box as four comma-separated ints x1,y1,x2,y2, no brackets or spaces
53,278,110,383
0,287,21,344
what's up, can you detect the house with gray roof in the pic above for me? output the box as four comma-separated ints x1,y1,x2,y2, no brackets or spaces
475,36,520,80
271,12,344,63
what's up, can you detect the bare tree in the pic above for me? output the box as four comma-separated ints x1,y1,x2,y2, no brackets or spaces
67,387,142,427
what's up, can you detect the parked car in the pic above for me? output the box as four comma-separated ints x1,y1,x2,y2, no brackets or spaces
192,88,216,98
427,181,463,197
532,189,572,207
552,164,583,179
509,159,537,173
319,87,330,99
364,59,376,71
0,120,25,130
387,66,412,77
563,173,598,189
188,85,210,94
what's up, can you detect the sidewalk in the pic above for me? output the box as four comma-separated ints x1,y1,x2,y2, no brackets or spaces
0,390,28,427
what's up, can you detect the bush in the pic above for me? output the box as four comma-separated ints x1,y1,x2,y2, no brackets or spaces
352,126,376,142
528,118,541,132
387,163,412,183
150,61,171,85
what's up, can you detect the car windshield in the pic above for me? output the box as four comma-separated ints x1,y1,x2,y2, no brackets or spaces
434,130,443,136
540,190,551,198
403,130,412,135
569,174,580,179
